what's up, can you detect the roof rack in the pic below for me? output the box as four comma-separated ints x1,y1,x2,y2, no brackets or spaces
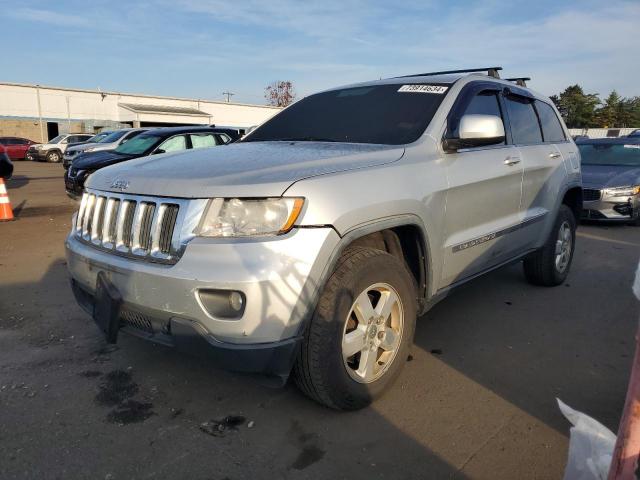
505,77,531,87
396,67,502,79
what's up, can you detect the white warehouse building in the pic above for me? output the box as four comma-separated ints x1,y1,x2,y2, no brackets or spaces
0,81,281,142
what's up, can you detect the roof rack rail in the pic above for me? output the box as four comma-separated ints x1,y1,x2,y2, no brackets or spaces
505,77,531,87
396,67,502,79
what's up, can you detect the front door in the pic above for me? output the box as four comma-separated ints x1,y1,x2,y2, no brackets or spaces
441,90,524,287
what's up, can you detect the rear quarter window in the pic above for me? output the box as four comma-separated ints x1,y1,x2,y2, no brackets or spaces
535,101,566,143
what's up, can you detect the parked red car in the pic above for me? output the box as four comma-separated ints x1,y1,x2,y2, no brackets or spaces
0,137,38,160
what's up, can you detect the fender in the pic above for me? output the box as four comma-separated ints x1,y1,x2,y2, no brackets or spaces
295,214,434,339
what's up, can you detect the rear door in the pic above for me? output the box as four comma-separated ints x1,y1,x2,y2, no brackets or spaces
441,88,524,286
503,95,568,249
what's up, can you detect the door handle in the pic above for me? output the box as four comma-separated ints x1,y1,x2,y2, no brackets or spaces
548,152,561,159
504,157,521,166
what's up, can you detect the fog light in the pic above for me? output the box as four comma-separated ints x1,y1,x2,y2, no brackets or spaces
229,291,243,311
198,289,246,319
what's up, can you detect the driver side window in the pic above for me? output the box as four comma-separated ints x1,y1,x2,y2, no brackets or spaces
157,135,187,153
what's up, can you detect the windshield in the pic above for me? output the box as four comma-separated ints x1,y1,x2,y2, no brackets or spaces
578,143,640,167
88,132,111,143
49,135,65,144
114,134,162,155
243,83,448,145
98,130,128,143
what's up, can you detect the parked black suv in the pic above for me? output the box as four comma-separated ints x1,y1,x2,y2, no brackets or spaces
64,126,239,198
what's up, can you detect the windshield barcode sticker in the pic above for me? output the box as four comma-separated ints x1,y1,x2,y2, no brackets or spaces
398,84,448,94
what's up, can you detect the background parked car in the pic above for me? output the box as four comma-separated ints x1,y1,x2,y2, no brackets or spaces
0,137,37,160
578,137,640,224
27,133,94,163
63,128,148,169
64,126,237,198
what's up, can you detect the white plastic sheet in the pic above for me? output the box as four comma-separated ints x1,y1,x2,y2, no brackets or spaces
558,399,617,480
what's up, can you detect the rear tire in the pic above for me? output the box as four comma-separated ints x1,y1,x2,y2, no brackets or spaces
293,247,417,410
523,205,576,286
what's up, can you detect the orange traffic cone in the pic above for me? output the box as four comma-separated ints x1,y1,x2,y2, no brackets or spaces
0,178,15,221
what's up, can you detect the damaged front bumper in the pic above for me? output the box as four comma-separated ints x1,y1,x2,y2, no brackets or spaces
65,226,340,379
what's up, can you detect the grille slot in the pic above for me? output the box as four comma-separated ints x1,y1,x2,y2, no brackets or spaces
138,203,155,252
120,309,154,334
583,188,601,201
122,201,136,248
74,191,187,264
159,204,179,253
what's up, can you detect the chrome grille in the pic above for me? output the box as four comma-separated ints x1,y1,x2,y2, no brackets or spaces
74,190,204,264
583,188,601,201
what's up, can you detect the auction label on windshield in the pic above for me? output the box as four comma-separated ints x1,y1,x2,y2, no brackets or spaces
398,84,448,94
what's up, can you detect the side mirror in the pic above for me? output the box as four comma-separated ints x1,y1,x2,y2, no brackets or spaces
443,114,505,152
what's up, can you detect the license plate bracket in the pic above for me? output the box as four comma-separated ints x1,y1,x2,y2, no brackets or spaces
93,271,122,344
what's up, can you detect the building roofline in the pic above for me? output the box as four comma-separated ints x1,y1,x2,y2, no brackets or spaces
0,81,281,110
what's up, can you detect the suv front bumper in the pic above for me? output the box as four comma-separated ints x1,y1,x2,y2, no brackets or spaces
65,227,340,375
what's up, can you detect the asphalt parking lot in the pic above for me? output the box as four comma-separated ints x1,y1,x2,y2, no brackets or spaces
1,161,639,480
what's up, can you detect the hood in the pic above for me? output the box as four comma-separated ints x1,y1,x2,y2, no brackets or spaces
88,141,405,198
73,150,136,171
581,164,640,188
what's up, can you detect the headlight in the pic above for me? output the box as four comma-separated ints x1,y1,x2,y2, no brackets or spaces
196,197,304,237
603,185,640,197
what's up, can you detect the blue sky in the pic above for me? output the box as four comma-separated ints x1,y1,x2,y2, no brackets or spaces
1,0,638,104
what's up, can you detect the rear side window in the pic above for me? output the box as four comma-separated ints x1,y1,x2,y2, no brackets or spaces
535,101,566,142
504,97,543,144
190,133,217,149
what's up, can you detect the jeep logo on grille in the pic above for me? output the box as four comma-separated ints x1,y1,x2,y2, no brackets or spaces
110,179,129,191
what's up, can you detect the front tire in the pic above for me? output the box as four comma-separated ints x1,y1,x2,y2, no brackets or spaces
523,205,576,286
46,151,61,163
293,247,417,410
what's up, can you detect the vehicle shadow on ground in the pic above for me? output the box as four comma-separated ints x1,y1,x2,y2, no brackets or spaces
5,174,29,189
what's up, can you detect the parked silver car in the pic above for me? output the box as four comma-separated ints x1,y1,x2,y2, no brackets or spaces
579,137,640,224
65,67,582,409
63,128,148,168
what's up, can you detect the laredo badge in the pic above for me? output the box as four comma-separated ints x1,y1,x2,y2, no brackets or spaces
398,84,448,94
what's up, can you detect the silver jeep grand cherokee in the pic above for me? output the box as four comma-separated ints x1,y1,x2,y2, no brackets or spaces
65,67,582,410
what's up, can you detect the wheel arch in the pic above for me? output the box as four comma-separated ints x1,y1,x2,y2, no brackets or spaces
325,215,433,314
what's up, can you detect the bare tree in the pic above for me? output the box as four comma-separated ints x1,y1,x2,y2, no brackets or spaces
265,81,296,107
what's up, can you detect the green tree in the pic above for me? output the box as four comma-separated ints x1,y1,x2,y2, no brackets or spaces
594,91,621,127
552,85,600,128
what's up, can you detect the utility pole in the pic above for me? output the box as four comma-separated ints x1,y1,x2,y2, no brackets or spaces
36,85,45,142
222,91,234,103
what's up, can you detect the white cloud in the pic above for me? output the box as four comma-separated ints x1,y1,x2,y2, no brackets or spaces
9,7,87,27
